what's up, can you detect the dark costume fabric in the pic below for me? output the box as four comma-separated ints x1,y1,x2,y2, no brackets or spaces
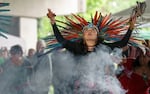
118,59,150,94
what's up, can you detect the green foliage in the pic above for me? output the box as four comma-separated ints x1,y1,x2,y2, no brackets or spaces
38,17,51,38
86,0,144,15
37,15,68,38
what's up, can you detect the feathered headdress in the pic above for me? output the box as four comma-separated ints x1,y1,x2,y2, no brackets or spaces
44,12,130,49
44,1,147,53
59,12,129,39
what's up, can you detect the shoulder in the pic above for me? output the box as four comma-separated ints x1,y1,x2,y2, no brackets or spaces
22,57,32,66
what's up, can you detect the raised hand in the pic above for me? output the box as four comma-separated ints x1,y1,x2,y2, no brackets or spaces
131,1,146,18
129,1,146,30
47,9,56,24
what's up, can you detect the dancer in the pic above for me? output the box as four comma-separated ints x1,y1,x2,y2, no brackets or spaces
46,1,146,55
47,9,135,55
47,1,145,94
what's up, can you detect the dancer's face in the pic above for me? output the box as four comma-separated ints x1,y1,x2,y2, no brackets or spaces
83,28,98,42
82,27,99,48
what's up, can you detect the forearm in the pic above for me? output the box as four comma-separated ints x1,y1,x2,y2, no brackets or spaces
119,28,133,47
52,23,66,44
51,23,77,52
107,28,133,48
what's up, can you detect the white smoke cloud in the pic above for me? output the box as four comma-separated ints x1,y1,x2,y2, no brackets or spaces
0,44,125,94
51,45,126,94
0,58,33,94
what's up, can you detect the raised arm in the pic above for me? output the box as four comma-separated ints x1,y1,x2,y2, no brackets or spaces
105,1,146,49
105,16,136,49
47,9,66,44
47,9,82,55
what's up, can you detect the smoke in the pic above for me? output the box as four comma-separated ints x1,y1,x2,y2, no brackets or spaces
0,44,125,94
0,58,33,94
51,45,126,94
51,50,77,93
27,53,52,94
0,54,52,94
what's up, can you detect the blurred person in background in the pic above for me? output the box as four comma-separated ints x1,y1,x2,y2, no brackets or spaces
0,45,32,94
29,39,52,94
118,46,150,94
27,48,36,59
0,47,9,65
26,48,36,66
